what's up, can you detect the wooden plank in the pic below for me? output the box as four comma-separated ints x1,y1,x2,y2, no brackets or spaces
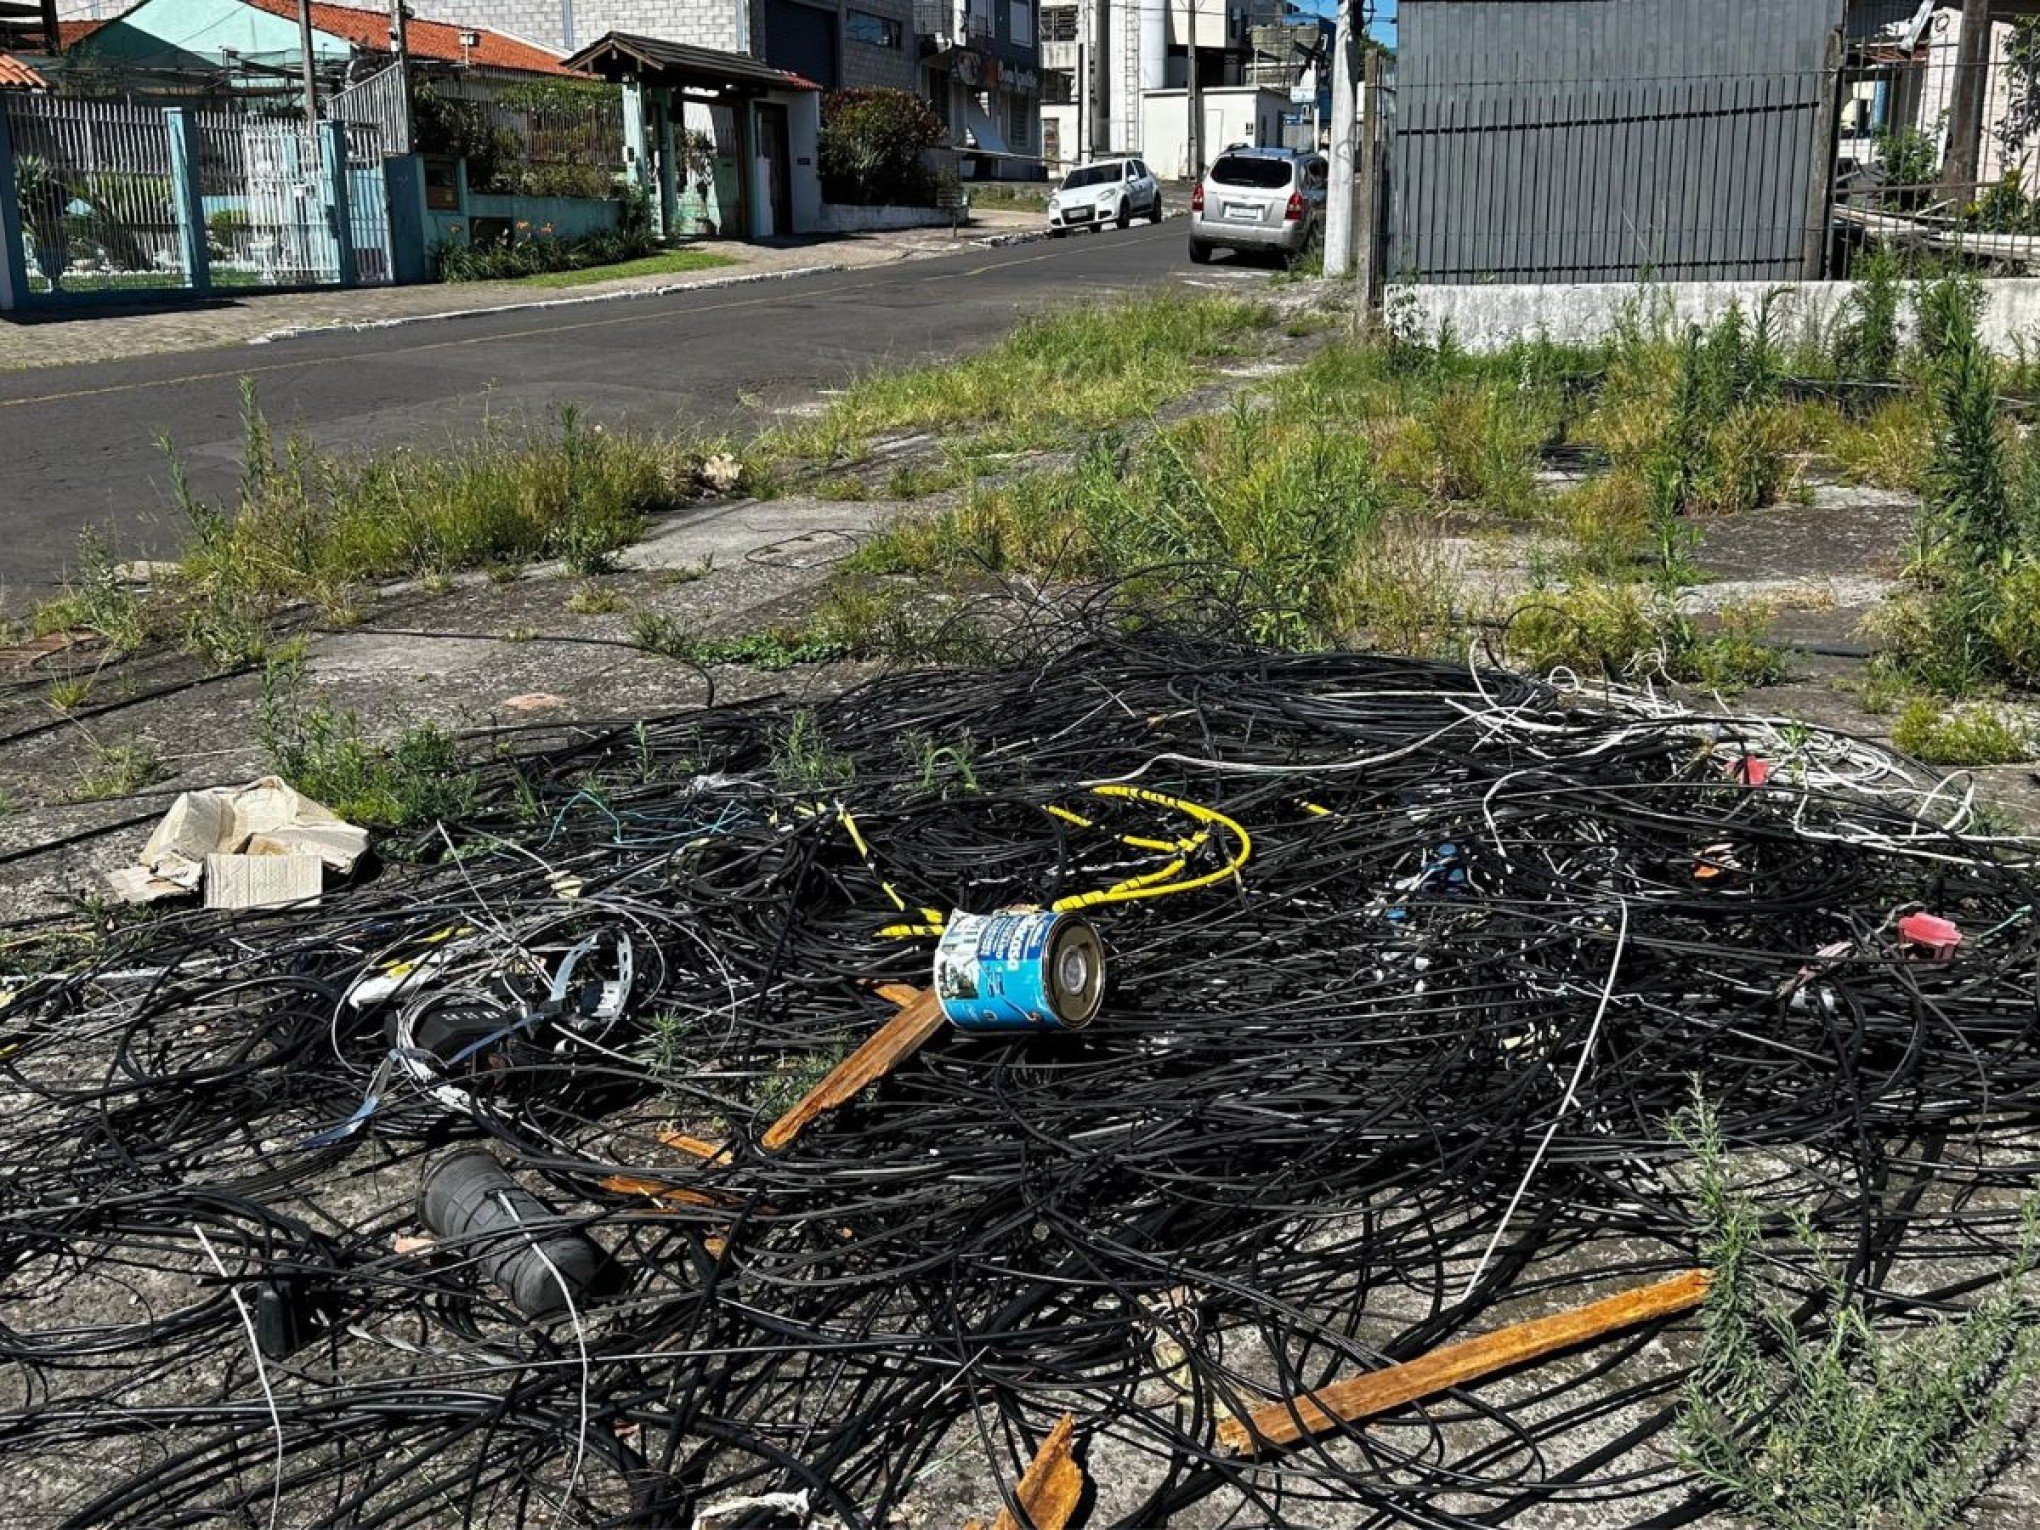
982,1412,1083,1530
1217,1270,1711,1456
761,987,946,1153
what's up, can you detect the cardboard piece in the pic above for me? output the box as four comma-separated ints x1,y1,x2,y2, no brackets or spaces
112,776,369,906
204,853,324,912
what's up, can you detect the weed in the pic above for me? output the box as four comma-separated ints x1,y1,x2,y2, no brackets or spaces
1550,470,1655,578
1340,523,1468,658
169,388,678,614
73,735,167,802
640,1009,696,1090
1825,394,1937,492
632,609,846,670
1891,696,2035,765
903,730,980,798
657,557,714,585
630,610,692,657
257,655,479,828
1675,602,1788,693
815,473,871,502
774,710,854,793
504,625,538,643
567,583,627,616
1843,242,1904,379
486,561,524,586
885,462,964,500
31,527,153,654
751,1045,847,1116
1502,582,1671,679
1675,1090,2040,1530
419,569,455,595
46,676,94,712
776,292,1273,458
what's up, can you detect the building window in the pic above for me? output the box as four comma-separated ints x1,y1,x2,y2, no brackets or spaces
846,8,902,46
1008,0,1032,45
1008,91,1033,150
1042,67,1074,104
1041,4,1076,41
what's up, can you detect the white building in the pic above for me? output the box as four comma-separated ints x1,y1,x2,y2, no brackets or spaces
1039,0,1303,174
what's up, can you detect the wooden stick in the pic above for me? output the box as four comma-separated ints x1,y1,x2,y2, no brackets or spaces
761,987,946,1153
964,1412,1083,1530
1217,1269,1711,1456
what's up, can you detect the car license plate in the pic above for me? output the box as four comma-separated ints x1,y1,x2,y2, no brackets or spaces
1067,206,1092,220
1224,203,1260,221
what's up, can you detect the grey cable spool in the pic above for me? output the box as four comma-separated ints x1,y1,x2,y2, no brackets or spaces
418,1149,602,1319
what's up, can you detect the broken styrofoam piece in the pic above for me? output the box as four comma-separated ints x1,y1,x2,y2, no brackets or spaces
111,776,369,907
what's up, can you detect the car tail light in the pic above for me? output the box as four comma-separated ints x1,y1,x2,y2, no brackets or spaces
1190,182,1204,212
1284,190,1304,222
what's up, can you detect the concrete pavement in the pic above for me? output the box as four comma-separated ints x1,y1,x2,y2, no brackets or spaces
0,220,1200,589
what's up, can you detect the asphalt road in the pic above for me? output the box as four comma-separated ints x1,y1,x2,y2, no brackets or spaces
0,221,1207,588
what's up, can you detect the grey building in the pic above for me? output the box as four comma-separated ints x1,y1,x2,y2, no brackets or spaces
412,0,918,91
918,0,1042,177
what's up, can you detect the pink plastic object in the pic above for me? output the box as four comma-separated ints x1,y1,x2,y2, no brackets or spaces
1728,756,1771,787
1898,913,1963,957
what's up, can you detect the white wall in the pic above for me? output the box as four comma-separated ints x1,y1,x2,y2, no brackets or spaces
1138,86,1283,180
1388,278,2040,357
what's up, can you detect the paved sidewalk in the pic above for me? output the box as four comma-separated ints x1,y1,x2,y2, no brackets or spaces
0,213,1043,373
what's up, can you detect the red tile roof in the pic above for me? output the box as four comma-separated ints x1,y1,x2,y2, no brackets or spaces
242,0,578,76
56,19,108,50
0,52,47,89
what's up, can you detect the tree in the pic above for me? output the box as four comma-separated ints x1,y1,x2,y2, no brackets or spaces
818,88,946,206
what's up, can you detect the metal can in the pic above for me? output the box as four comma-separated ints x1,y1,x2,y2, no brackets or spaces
934,909,1106,1032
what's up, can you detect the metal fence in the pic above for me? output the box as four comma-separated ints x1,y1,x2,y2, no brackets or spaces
1387,0,1840,286
3,92,391,306
431,73,625,200
4,94,186,295
1829,4,2040,278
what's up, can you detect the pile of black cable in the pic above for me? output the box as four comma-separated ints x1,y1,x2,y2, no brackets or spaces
1,629,2035,1529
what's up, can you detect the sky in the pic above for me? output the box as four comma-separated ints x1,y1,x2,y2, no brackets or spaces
1295,0,1397,46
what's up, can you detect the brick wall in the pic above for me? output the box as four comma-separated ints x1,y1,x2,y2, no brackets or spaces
840,0,916,90
407,0,744,56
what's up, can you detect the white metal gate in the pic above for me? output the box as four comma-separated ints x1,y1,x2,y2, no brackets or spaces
241,120,339,286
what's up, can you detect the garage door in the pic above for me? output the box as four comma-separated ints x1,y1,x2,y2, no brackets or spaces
763,0,839,88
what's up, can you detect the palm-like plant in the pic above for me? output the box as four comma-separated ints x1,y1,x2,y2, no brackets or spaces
13,153,73,292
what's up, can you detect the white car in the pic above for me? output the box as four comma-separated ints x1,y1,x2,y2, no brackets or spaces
1048,158,1164,235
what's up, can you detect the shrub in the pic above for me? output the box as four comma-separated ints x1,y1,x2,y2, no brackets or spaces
818,88,946,206
1891,696,2035,766
1503,581,1669,678
258,655,479,828
436,219,657,282
1676,1092,2040,1530
1673,601,1787,693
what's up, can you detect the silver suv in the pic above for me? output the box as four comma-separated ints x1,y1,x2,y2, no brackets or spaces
1188,148,1328,265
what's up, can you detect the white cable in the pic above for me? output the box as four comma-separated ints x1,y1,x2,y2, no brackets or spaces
499,1191,591,1530
193,1224,286,1530
1459,895,1631,1304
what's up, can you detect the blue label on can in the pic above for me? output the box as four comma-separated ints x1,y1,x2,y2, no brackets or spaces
935,910,1062,1031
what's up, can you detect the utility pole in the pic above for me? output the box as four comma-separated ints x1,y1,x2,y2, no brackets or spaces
1322,0,1358,276
1076,0,1092,162
388,0,414,154
297,0,320,134
1187,14,1202,176
1944,0,1992,195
